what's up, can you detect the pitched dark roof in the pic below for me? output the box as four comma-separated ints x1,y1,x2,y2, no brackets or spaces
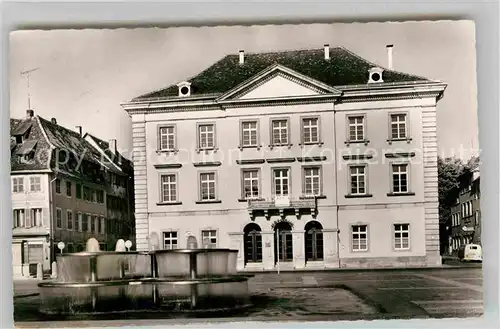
85,133,132,172
134,47,429,100
10,119,21,134
10,117,51,171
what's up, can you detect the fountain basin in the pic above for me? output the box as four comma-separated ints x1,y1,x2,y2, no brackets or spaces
38,276,251,315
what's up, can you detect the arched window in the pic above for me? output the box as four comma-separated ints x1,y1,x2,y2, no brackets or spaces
304,221,324,262
274,221,293,263
244,223,262,264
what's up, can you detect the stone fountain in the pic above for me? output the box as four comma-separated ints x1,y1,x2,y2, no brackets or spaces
38,237,251,315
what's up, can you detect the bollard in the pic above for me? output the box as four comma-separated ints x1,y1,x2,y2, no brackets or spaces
36,263,43,279
51,261,57,279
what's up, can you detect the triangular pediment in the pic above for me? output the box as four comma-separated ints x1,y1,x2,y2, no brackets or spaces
217,64,341,101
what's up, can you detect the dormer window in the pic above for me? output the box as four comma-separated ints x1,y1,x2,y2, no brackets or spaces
368,67,384,83
177,81,191,97
16,140,37,163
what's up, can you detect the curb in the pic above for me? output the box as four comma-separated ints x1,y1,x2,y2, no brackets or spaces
241,264,481,275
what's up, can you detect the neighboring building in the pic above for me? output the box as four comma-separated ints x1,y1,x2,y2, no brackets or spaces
122,45,447,270
10,110,134,278
448,170,481,255
84,134,136,250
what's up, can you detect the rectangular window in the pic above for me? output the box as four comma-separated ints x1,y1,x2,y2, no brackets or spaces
394,224,410,250
91,189,97,203
392,164,409,193
67,210,73,230
12,177,24,193
163,231,178,250
271,119,289,146
13,209,25,228
30,177,41,192
76,183,82,199
100,217,106,234
91,215,96,233
198,124,215,150
161,174,177,203
352,225,368,251
82,213,88,232
273,168,290,196
30,208,43,227
159,125,176,151
76,212,82,232
302,117,319,144
200,172,216,201
242,169,260,199
55,178,61,194
66,181,72,197
303,167,321,196
202,230,217,248
241,121,258,147
348,116,365,142
390,114,407,139
56,208,62,229
83,187,90,201
350,166,366,195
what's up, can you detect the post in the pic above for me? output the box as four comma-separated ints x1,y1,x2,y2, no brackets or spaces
277,229,280,275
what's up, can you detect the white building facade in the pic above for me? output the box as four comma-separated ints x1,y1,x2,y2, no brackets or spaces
123,46,446,270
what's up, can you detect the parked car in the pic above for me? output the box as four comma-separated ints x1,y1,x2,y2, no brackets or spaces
458,243,482,262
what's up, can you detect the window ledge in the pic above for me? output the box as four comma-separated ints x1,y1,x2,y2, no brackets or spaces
299,195,327,200
156,149,179,155
387,137,412,145
387,192,415,197
345,194,373,198
157,202,182,206
238,145,262,150
238,198,264,202
344,140,370,146
196,147,219,154
299,141,324,147
196,200,222,204
268,143,293,149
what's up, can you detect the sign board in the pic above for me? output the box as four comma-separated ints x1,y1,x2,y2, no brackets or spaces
274,195,290,207
125,240,132,250
462,226,475,232
57,241,65,251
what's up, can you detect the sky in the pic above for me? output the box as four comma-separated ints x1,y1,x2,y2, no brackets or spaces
10,20,478,160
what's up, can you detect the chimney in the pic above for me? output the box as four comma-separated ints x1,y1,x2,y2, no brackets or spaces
26,109,34,119
76,126,82,137
324,44,330,60
239,50,244,65
109,139,117,154
386,44,393,70
51,118,57,124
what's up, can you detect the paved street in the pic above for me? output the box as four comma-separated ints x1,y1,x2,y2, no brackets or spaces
14,265,483,326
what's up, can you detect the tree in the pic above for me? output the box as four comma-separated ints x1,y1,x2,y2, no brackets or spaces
438,156,464,225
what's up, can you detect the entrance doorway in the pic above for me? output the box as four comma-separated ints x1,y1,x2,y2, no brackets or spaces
274,221,293,263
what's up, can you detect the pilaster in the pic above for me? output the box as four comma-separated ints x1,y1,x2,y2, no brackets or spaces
261,231,275,270
323,229,340,268
228,232,244,270
292,230,305,269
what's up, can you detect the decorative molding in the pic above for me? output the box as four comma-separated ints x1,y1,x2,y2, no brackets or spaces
238,198,265,202
195,200,222,204
296,156,327,162
345,194,373,199
236,159,265,165
342,154,374,160
193,161,222,167
387,137,413,145
344,139,370,146
266,157,296,164
154,163,182,169
387,192,416,197
156,202,182,206
299,195,327,200
384,152,416,158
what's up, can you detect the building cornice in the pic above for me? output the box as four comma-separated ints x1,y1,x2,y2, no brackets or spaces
122,81,447,115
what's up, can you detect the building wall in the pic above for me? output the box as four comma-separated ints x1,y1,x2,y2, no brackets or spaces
11,173,51,274
131,76,442,269
52,176,107,253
